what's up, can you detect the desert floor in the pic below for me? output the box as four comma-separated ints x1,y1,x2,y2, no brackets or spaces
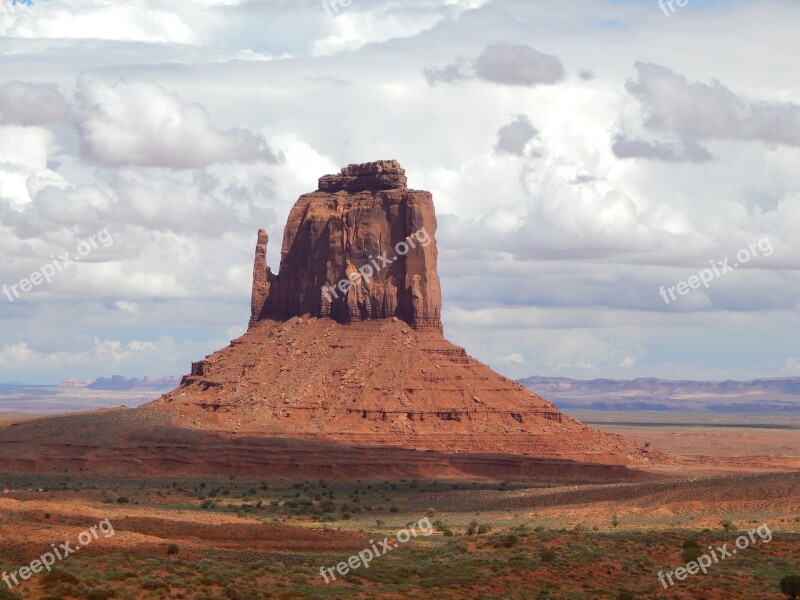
0,410,798,599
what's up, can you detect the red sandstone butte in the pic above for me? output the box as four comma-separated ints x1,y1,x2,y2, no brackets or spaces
0,161,656,479
147,160,652,466
251,160,442,330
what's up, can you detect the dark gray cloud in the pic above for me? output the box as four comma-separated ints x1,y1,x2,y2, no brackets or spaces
424,43,564,88
0,81,70,125
475,43,564,87
495,115,538,156
627,62,800,147
424,61,471,86
611,133,713,162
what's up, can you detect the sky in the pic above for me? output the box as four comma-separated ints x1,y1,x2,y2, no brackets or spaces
0,0,799,384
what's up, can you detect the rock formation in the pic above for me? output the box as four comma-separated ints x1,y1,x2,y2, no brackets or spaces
250,160,442,330
0,161,655,480
146,160,651,466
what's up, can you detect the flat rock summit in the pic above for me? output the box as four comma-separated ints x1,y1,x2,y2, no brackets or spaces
0,161,655,479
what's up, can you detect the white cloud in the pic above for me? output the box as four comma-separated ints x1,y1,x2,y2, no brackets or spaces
0,125,67,207
0,1,195,44
74,76,278,168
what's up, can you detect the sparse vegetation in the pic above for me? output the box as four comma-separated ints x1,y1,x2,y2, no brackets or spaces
0,474,794,599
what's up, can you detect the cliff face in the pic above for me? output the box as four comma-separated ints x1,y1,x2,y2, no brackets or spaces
250,160,442,330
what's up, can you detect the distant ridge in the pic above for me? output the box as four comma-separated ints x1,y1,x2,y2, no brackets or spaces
519,376,800,412
86,375,181,391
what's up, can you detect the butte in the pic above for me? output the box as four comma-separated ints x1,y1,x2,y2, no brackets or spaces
0,161,655,480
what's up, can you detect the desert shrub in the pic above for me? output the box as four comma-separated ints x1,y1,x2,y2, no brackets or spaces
116,496,129,504
611,515,619,528
681,539,703,563
320,513,338,522
617,592,637,600
389,506,399,513
540,548,557,563
432,520,448,532
781,575,800,599
167,544,179,556
721,520,737,532
43,571,80,586
477,524,490,535
140,577,169,591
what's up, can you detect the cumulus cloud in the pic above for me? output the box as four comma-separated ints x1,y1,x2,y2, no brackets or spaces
0,82,70,126
74,76,278,168
626,62,800,147
424,43,564,88
495,115,538,156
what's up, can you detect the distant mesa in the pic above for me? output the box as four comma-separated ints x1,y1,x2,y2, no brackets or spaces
87,375,181,392
57,376,181,392
59,378,93,389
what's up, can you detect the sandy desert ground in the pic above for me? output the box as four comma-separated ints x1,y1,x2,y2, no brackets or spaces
0,409,798,599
